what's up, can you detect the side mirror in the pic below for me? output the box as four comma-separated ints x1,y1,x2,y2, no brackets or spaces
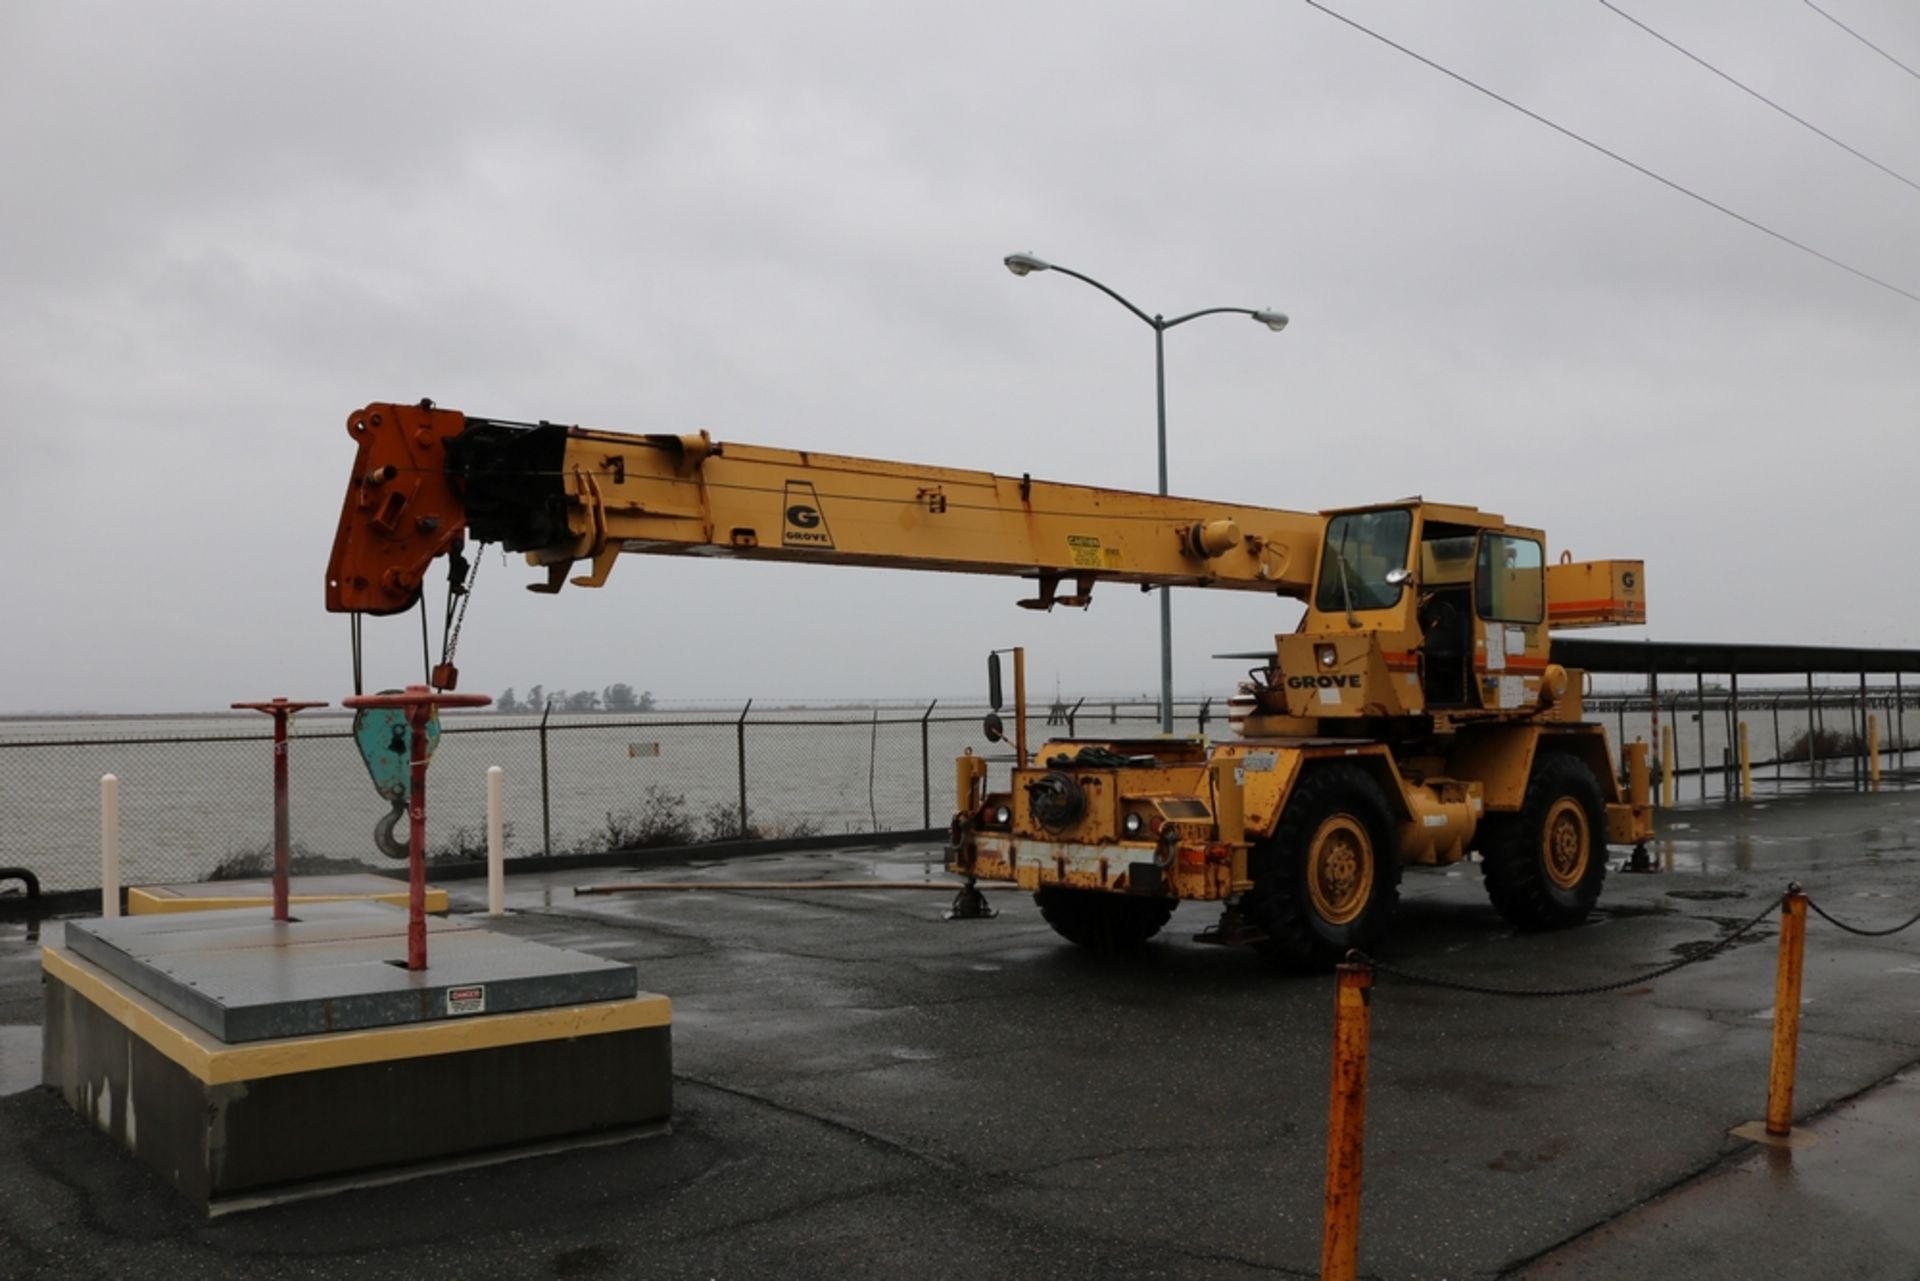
987,653,1004,710
982,711,1005,743
1385,567,1412,587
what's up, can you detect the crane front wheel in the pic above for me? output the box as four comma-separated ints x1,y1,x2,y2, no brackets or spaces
1244,764,1401,971
1481,753,1609,930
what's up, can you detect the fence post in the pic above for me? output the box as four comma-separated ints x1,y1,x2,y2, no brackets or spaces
1738,722,1753,801
100,774,120,918
1648,672,1661,794
1772,697,1783,785
1868,714,1881,792
539,698,554,858
920,699,937,829
1659,724,1676,808
1804,676,1818,779
487,765,505,916
1727,674,1739,800
1857,672,1868,792
737,699,753,836
1766,886,1808,1137
1695,674,1708,801
1321,959,1374,1281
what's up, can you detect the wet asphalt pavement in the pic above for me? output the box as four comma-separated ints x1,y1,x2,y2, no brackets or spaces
2,772,1918,1280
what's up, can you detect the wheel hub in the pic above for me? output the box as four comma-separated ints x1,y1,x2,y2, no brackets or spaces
1307,815,1374,926
1542,798,1590,889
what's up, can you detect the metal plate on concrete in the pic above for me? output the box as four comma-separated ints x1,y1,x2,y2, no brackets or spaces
64,902,638,1044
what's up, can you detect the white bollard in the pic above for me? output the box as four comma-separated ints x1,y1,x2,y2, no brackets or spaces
486,765,505,917
100,774,121,918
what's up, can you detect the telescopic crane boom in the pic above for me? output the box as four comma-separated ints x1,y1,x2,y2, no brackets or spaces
327,400,1325,619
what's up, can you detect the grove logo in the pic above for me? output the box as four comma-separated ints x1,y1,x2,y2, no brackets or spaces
782,481,835,549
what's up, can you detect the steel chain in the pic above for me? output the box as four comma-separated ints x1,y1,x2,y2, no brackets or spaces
1352,893,1787,998
1803,895,1920,938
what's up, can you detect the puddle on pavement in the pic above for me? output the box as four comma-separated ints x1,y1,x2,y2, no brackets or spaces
1667,890,1750,902
0,1026,40,1096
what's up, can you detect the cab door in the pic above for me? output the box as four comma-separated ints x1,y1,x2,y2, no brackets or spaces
1472,531,1546,711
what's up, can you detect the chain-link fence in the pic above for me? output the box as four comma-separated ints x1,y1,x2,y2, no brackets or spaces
0,697,1220,894
1585,685,1918,799
5,686,1912,897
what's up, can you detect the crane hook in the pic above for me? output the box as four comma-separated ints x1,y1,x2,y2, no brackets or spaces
374,799,410,861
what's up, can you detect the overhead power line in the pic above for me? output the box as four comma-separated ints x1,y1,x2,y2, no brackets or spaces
1301,0,1920,306
1803,0,1920,83
1599,0,1920,194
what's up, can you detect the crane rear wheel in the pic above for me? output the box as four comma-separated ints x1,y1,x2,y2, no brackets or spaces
1481,753,1608,930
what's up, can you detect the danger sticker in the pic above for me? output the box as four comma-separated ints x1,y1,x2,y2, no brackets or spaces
1067,535,1103,569
446,985,486,1016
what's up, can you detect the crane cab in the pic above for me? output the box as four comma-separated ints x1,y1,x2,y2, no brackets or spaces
1259,502,1642,727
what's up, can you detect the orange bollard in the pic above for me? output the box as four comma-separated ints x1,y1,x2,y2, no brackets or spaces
1321,960,1373,1281
1766,886,1808,1137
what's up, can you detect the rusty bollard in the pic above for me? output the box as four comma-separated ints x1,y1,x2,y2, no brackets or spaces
1766,886,1809,1137
1733,885,1813,1147
1322,957,1374,1281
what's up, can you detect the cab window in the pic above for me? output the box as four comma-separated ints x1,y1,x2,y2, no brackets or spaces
1315,509,1413,613
1476,535,1544,622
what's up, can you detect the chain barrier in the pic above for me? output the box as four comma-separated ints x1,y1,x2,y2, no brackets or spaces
1351,892,1787,998
1803,894,1920,938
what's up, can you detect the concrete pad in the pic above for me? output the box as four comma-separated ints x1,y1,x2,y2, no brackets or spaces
40,943,672,1214
64,902,639,1041
127,873,449,916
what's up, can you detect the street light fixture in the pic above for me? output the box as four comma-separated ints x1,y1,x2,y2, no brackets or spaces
1004,251,1288,734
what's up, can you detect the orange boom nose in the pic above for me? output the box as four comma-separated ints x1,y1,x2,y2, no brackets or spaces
325,401,470,615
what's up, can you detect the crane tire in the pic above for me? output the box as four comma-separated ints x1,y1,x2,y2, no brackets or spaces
1243,764,1401,972
1480,753,1609,931
1034,887,1175,954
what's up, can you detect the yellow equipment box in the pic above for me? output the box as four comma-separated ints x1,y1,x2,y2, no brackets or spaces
1547,558,1646,629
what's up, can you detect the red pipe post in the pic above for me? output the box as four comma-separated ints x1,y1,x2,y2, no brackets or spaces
231,699,328,922
342,685,491,969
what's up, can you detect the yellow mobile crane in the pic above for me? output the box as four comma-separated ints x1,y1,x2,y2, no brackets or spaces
328,400,1652,968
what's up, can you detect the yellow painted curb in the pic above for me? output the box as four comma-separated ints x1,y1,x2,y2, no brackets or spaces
42,944,670,1086
128,886,450,916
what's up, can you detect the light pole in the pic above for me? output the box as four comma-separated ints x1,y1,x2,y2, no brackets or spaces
1004,252,1288,734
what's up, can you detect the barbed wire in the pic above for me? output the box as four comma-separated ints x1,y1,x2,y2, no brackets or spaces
1352,893,1786,997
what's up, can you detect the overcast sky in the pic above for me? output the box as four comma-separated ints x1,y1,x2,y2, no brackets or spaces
2,1,1915,714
